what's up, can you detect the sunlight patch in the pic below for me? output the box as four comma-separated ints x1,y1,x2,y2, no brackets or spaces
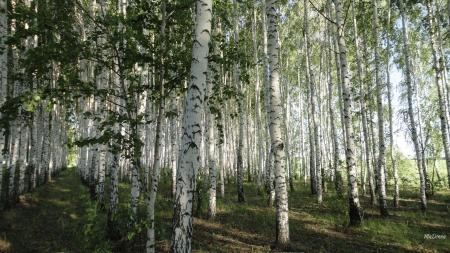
0,238,11,251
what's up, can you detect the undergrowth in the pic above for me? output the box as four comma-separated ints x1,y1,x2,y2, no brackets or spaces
0,166,449,252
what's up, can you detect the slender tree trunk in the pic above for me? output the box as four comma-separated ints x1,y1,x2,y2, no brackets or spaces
310,25,322,203
372,0,388,217
267,0,289,248
351,0,376,205
334,0,362,225
169,0,212,251
262,0,275,206
106,154,120,240
327,0,340,197
170,92,177,197
95,0,108,204
385,0,399,207
234,0,245,203
399,0,427,210
304,0,316,196
283,58,294,192
0,0,7,200
206,65,216,220
147,1,166,250
425,0,450,190
253,4,264,195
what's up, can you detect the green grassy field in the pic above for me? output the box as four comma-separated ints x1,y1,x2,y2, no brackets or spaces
0,164,449,253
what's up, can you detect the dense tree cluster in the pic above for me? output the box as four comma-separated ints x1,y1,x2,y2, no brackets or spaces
0,0,449,252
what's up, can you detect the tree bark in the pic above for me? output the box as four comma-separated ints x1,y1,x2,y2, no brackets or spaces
234,0,245,204
334,0,362,226
169,0,212,251
425,0,450,190
327,0,340,197
266,0,289,248
372,0,388,217
385,0,399,207
399,0,427,210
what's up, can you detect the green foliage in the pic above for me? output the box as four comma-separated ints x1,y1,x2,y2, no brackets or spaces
77,200,112,253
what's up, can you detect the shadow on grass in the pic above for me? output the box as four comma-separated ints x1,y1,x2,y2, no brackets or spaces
188,182,450,253
0,168,90,253
1,171,449,253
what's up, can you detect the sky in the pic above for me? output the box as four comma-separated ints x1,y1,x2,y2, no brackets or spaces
390,66,415,158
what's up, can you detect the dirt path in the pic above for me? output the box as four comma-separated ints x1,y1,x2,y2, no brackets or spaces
0,168,88,253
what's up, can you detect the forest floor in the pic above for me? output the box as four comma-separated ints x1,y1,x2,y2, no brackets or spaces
1,167,450,253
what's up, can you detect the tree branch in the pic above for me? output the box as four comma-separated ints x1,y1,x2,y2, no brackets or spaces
309,0,337,26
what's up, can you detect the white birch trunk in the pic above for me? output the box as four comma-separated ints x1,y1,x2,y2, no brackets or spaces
385,0,399,207
96,0,108,203
233,0,245,203
266,0,289,248
399,0,426,210
146,0,166,250
206,67,216,219
7,10,19,206
0,0,7,197
334,0,362,225
327,0,340,196
372,0,388,216
18,123,28,197
169,0,212,251
262,0,275,206
425,0,450,190
304,0,321,203
170,91,177,197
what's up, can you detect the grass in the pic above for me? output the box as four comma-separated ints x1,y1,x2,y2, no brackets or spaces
1,166,449,253
0,168,92,253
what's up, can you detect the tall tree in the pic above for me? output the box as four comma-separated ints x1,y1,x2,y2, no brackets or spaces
0,0,7,200
334,0,362,225
252,2,264,195
266,0,289,249
169,0,212,251
146,0,167,251
234,0,245,203
385,0,399,207
425,0,450,189
326,0,340,198
372,0,388,217
399,0,427,210
350,0,376,204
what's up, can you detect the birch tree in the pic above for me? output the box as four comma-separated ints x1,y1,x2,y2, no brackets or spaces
385,0,399,207
234,0,245,203
399,0,427,210
0,0,7,200
266,0,289,248
334,0,362,225
170,0,212,251
425,0,450,189
372,0,388,217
